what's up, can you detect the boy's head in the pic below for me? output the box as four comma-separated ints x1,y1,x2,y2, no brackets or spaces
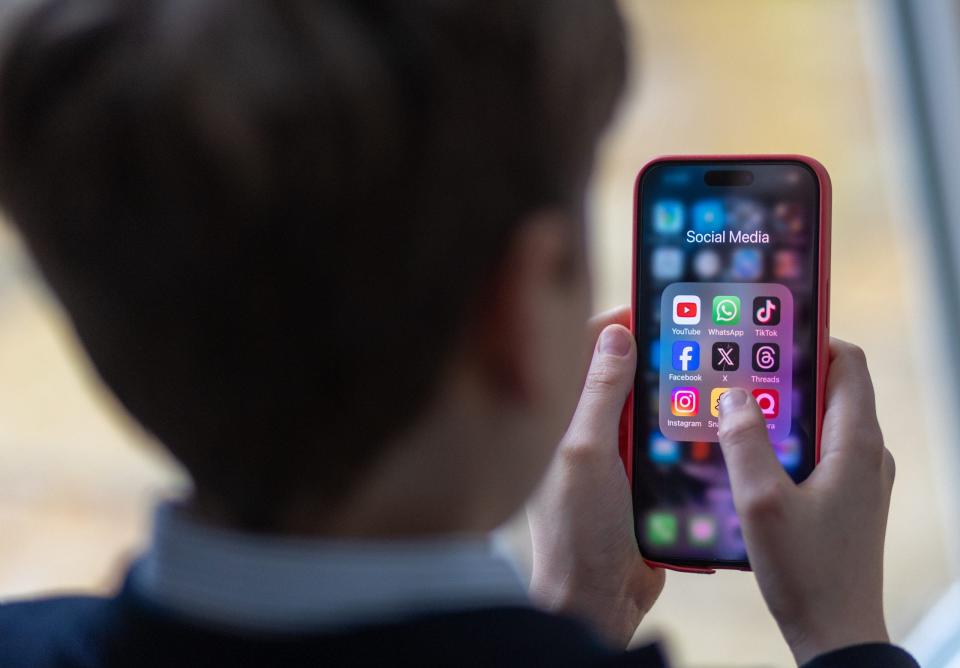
0,0,626,531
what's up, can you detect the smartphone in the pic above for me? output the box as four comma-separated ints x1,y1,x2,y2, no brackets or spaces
627,155,831,572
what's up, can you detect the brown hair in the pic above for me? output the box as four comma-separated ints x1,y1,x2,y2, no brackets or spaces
0,0,626,528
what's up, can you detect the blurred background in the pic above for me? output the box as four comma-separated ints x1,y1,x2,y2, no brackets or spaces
1,1,959,666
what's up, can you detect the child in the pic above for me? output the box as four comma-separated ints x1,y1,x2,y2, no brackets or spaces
0,1,916,666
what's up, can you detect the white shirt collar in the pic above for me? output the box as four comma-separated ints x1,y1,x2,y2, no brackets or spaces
133,503,529,633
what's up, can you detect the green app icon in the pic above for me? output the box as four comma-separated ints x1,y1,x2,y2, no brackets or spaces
712,295,741,326
646,512,678,546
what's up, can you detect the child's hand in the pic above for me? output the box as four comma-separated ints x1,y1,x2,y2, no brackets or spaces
527,306,664,648
717,339,894,664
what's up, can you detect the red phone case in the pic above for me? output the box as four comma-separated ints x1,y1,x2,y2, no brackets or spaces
620,154,832,574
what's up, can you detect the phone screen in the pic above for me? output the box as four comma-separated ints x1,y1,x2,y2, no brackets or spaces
632,159,822,568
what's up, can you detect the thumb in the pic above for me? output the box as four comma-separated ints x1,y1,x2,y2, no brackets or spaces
717,388,791,498
565,325,636,447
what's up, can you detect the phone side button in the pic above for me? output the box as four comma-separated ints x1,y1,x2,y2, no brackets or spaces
825,279,830,329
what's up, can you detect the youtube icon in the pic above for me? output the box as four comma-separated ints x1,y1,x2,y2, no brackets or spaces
672,294,701,325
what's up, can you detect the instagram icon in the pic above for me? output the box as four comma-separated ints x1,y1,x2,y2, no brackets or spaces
670,387,699,417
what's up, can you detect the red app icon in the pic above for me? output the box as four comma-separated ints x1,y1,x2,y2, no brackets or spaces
752,389,779,419
690,441,711,461
672,295,701,325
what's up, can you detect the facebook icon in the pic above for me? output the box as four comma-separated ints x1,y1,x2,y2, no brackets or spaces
671,340,700,372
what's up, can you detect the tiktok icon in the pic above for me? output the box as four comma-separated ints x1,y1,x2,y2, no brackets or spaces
753,296,781,326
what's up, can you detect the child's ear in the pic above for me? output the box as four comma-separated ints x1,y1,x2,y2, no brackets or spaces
469,209,589,403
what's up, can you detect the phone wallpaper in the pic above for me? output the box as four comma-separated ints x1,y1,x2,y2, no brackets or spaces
633,161,820,566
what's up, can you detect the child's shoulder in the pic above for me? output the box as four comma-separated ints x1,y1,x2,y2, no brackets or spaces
0,593,111,667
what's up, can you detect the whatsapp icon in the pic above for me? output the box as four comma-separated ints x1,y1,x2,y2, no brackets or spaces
712,295,741,325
